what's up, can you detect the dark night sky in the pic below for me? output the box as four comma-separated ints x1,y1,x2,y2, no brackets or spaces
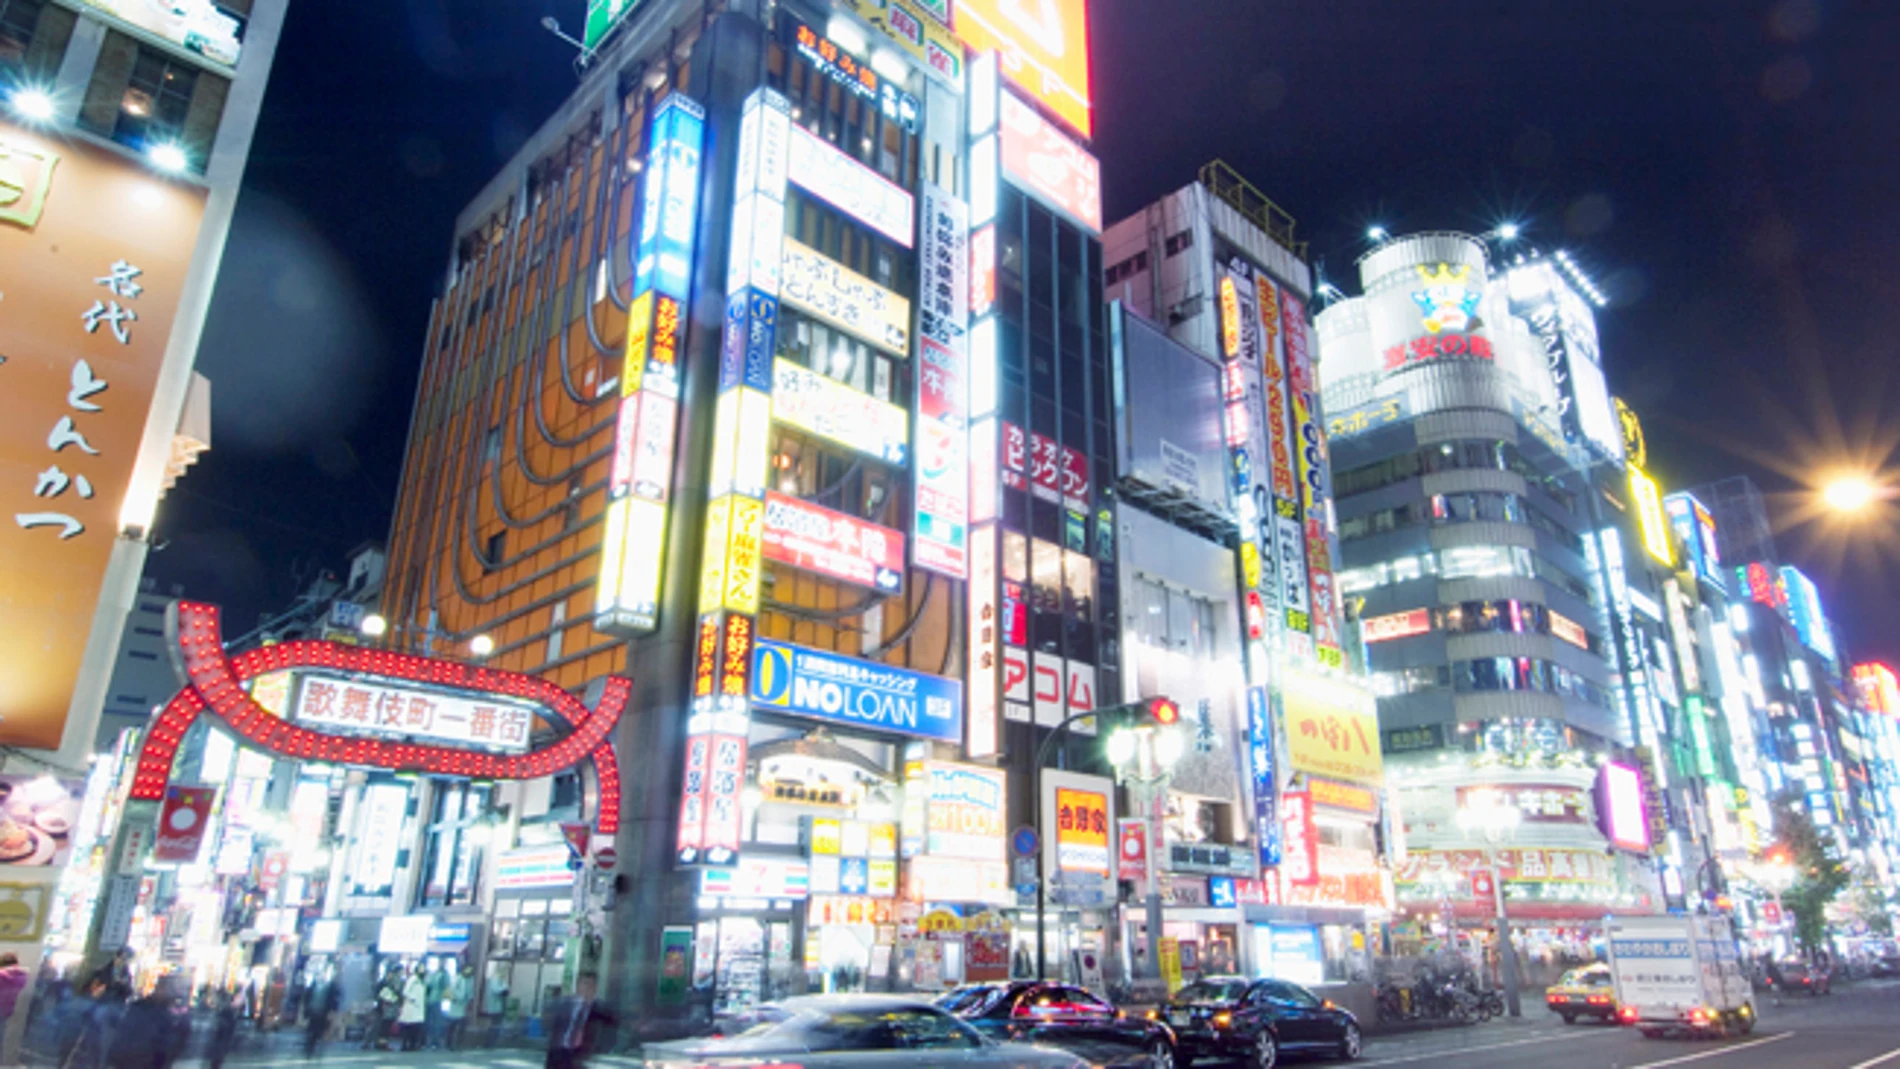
148,0,1900,662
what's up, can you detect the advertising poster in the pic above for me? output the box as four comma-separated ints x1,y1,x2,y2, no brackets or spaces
773,359,909,464
0,777,83,867
0,121,209,750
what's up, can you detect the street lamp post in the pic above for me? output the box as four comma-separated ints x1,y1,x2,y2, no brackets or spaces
1457,793,1524,1018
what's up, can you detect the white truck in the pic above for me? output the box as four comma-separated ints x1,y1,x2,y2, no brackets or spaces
1605,914,1757,1039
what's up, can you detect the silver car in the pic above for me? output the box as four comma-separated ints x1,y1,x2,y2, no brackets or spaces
643,994,1090,1068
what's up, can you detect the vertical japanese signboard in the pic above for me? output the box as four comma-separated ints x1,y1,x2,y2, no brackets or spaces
914,184,970,579
1,120,208,749
963,52,1003,759
678,88,791,867
1281,290,1342,668
598,93,705,634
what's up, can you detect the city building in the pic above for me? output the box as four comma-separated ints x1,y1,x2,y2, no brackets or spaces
1313,232,1666,969
0,0,286,1027
1104,166,1388,990
363,0,1125,1022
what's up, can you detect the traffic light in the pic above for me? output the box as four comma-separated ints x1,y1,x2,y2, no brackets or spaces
1146,696,1181,727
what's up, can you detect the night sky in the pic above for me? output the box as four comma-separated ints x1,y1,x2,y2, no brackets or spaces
147,0,1900,663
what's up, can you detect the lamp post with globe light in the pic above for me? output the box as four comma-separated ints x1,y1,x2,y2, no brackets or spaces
1456,790,1524,1017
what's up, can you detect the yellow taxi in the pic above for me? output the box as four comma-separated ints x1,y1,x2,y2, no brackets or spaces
1544,963,1618,1024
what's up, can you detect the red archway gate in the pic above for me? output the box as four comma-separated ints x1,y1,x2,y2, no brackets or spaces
131,602,625,836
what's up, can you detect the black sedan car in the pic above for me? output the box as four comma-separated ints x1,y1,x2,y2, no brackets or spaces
939,981,1179,1068
1151,976,1362,1068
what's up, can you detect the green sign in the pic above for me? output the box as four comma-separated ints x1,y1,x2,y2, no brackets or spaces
584,0,647,50
656,926,694,1005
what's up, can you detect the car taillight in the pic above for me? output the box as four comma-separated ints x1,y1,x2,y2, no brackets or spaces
1618,1007,1638,1023
1688,1008,1707,1023
1145,1009,1160,1021
1321,999,1337,1011
1588,996,1611,1005
1212,1012,1233,1029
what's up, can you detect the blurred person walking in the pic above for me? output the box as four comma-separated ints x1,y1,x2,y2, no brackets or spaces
543,974,614,1069
397,968,426,1051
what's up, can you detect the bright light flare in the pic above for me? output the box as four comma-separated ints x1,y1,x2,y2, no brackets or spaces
1497,222,1521,241
146,142,189,173
1367,225,1389,242
9,88,55,122
1823,474,1877,514
468,633,495,658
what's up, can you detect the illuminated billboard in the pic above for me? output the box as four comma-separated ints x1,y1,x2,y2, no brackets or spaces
1853,663,1899,716
597,95,706,635
1627,466,1673,566
1595,762,1651,853
998,92,1102,232
1361,608,1431,643
761,491,904,593
1780,565,1837,665
290,674,536,755
913,184,970,579
0,120,209,749
1663,491,1722,590
787,124,915,248
751,640,963,742
78,0,242,67
773,359,909,465
1280,670,1383,786
953,0,1093,137
779,237,912,354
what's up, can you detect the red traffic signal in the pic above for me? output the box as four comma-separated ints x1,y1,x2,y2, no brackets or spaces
1146,697,1181,726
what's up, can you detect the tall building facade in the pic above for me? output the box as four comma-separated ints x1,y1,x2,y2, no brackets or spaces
1,0,279,766
1314,233,1669,953
1104,166,1391,988
380,0,1139,1019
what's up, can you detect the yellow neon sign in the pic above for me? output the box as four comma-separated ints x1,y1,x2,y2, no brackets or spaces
1628,466,1673,566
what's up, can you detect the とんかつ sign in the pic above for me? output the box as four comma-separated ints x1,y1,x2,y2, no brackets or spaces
0,120,209,750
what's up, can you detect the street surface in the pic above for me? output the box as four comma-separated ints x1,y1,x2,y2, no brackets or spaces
175,980,1900,1069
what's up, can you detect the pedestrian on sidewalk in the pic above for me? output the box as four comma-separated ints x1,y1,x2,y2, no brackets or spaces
398,968,427,1051
303,977,337,1060
424,965,449,1049
367,969,400,1050
543,973,614,1069
206,991,240,1069
442,965,473,1051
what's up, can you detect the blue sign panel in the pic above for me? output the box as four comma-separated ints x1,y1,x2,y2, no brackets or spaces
1247,686,1282,866
634,95,705,300
719,293,748,390
751,639,963,742
743,292,778,392
1209,876,1237,910
840,857,869,895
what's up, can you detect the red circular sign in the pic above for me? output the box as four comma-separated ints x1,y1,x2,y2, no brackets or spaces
594,847,618,870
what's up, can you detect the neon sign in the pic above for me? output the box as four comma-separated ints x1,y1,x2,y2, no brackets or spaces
132,603,625,837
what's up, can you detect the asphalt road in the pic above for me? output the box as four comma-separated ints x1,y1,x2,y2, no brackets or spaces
178,980,1900,1069
1345,979,1900,1069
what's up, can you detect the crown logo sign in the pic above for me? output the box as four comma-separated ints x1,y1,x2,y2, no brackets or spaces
1412,262,1482,335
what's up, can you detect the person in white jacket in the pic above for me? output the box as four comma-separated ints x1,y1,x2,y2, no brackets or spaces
398,968,427,1051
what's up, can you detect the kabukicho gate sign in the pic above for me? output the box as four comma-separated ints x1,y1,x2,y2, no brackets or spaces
129,602,626,836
